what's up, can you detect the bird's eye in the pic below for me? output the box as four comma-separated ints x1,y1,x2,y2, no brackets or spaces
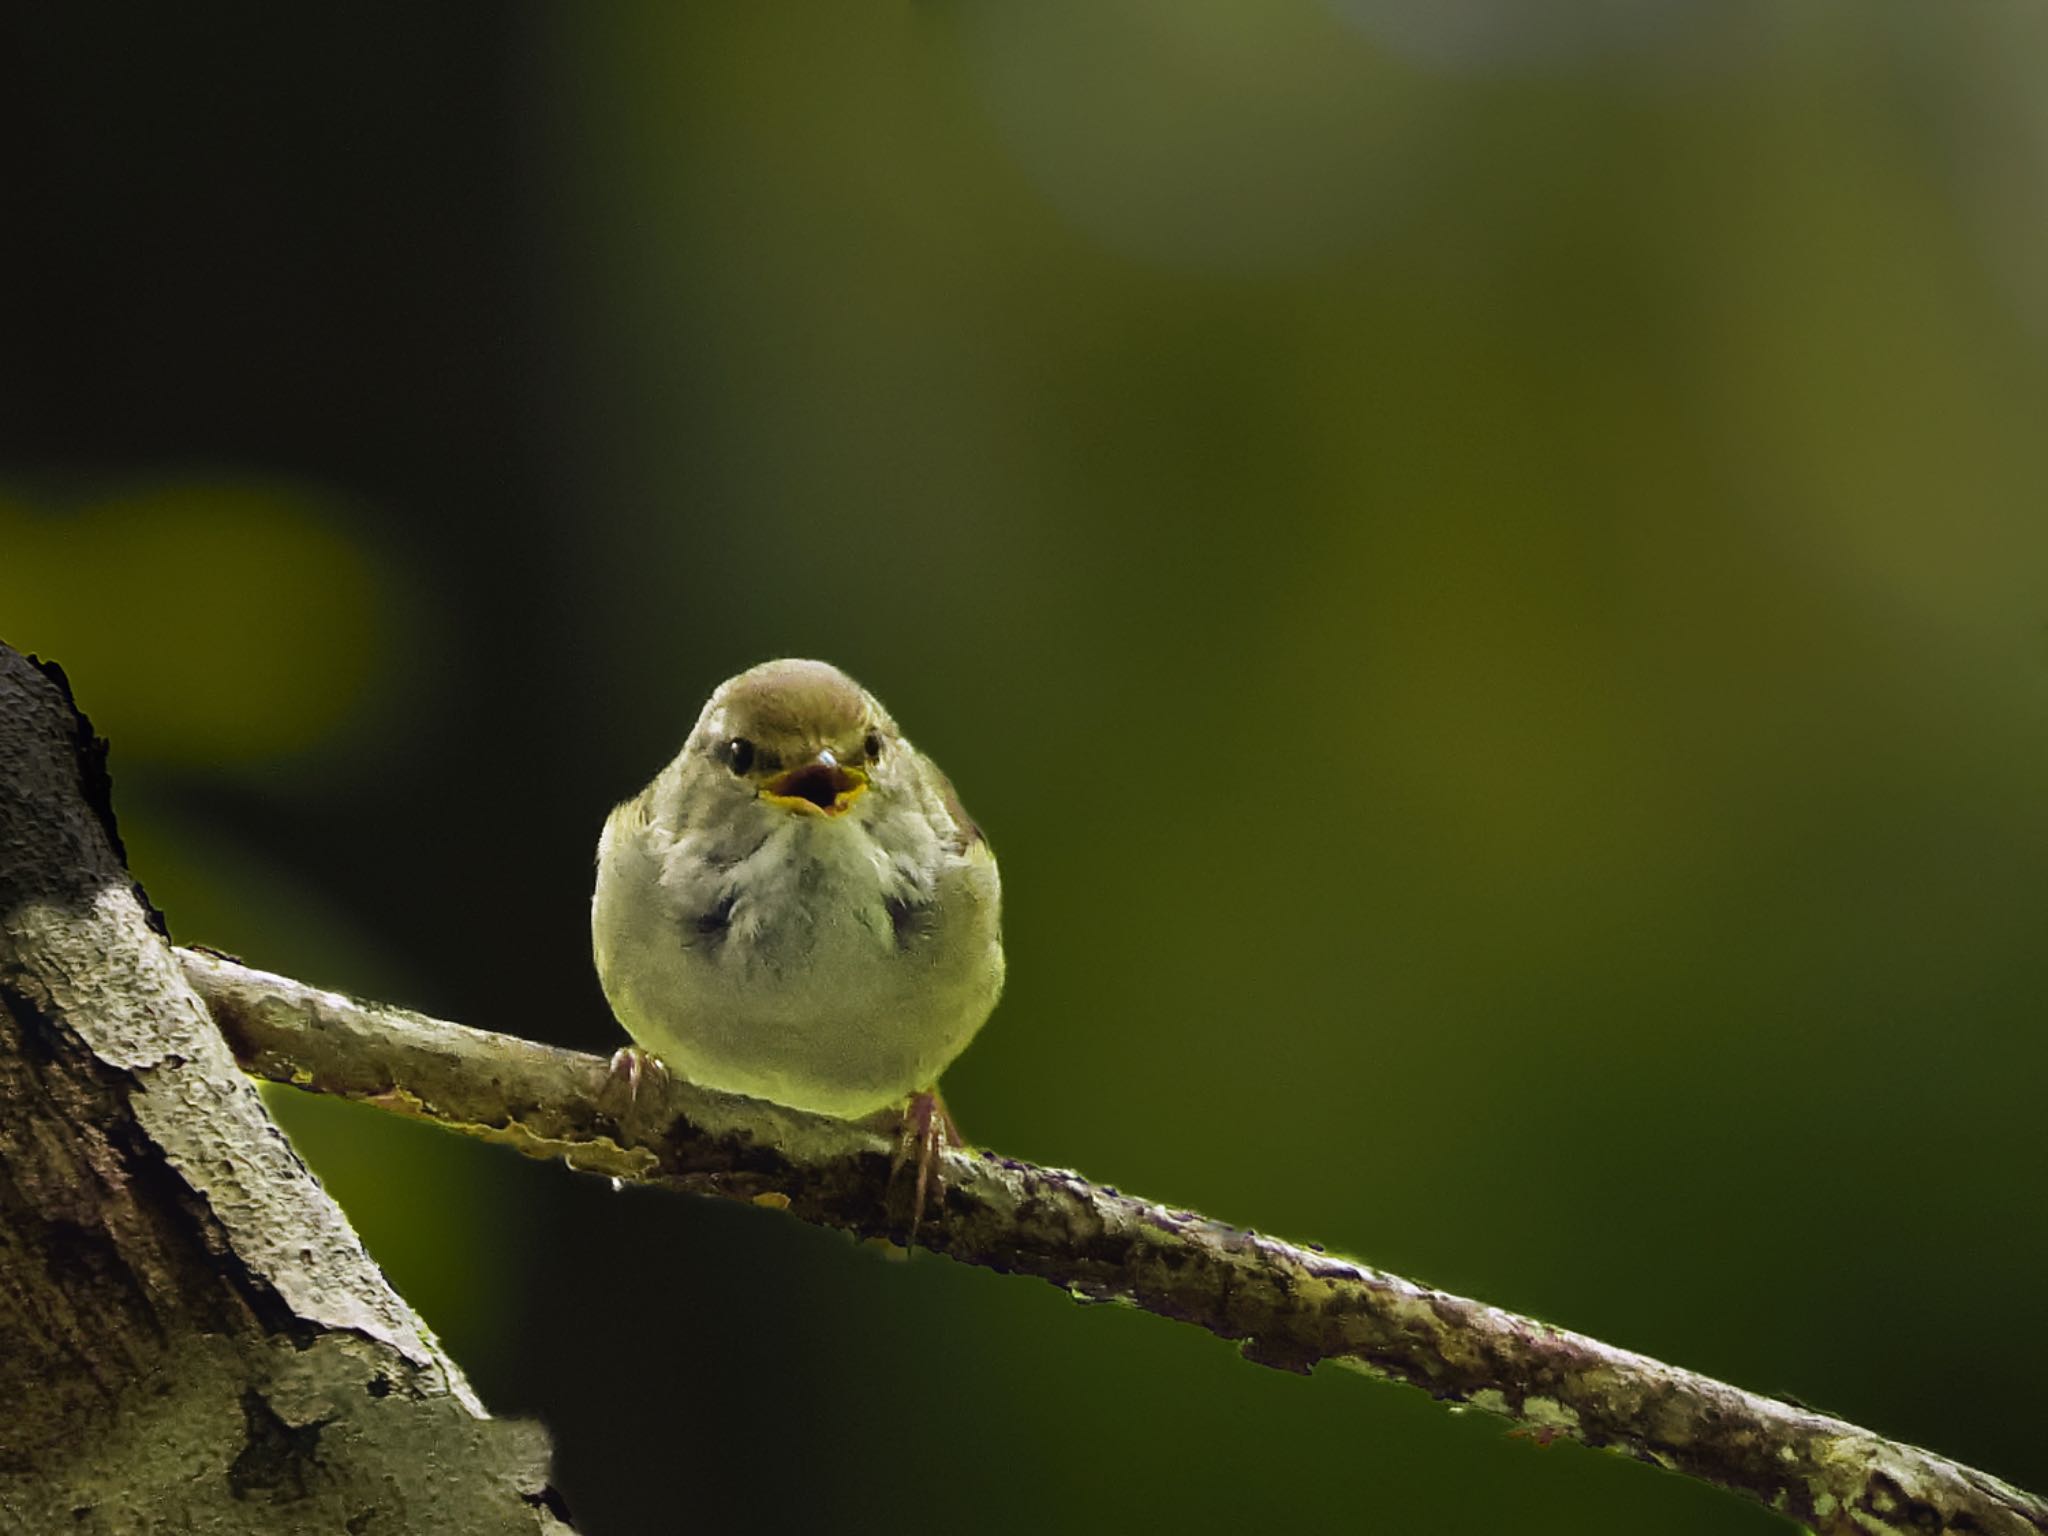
726,738,755,775
863,731,883,762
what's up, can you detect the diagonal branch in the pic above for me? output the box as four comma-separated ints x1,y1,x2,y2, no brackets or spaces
184,947,2045,1536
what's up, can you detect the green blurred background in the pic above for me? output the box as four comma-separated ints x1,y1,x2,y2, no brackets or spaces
6,3,2047,1531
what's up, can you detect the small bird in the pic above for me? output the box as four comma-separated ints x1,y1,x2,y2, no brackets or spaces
592,659,1003,1214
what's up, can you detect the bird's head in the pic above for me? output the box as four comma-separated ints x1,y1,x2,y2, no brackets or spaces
688,658,899,819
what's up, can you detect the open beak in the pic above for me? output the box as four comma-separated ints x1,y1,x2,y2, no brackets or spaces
759,749,868,817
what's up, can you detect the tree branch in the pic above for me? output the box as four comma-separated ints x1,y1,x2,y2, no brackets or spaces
184,948,2045,1536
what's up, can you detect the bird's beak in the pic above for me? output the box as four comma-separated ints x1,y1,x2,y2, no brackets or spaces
759,748,868,817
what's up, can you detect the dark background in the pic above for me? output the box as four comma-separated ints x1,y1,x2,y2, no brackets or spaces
6,4,2047,1532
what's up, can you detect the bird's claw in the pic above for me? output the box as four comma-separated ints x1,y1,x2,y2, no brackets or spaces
605,1046,668,1112
888,1087,961,1241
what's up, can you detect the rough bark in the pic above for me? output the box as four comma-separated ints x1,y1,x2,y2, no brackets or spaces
183,958,2047,1536
0,645,569,1535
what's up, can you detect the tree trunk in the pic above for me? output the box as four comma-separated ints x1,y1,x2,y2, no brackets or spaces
0,643,568,1534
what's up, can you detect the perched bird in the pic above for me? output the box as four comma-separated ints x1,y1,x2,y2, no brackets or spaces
592,659,1002,1212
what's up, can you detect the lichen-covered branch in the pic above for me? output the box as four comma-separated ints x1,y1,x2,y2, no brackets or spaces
184,950,2045,1536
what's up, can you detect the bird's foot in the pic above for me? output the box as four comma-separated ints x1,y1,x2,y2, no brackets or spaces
604,1046,669,1113
887,1087,961,1241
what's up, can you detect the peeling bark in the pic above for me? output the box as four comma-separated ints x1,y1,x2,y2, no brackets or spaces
0,644,569,1534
